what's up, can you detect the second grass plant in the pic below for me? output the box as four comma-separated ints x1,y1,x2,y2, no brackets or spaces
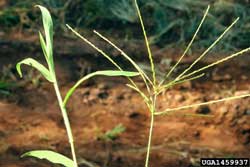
67,0,250,166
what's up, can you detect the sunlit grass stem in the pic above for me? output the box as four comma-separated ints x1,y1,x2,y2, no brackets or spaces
145,95,156,167
53,80,78,167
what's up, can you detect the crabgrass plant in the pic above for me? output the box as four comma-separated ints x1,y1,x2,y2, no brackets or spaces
16,6,139,167
65,0,250,167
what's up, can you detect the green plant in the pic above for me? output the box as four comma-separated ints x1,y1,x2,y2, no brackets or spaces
99,124,126,141
66,0,250,167
0,81,13,95
0,81,10,89
16,6,139,167
3,0,250,52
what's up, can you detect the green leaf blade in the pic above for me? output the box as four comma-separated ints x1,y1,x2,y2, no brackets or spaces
103,124,126,141
0,81,13,89
16,58,54,82
39,31,48,62
63,70,139,106
36,5,54,70
21,150,74,167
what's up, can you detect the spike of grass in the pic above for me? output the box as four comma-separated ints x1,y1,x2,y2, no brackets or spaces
161,111,214,118
66,24,149,105
66,24,122,71
134,0,156,87
179,47,250,81
180,113,214,118
155,93,250,116
157,73,205,94
126,83,151,109
175,17,239,81
93,30,153,92
161,5,210,85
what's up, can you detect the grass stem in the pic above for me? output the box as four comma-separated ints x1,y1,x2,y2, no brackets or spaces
53,80,78,167
145,95,156,167
145,112,154,167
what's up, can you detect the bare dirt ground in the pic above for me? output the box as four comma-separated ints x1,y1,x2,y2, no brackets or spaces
0,52,250,167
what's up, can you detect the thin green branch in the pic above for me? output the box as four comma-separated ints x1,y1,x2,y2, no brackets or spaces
134,0,156,86
161,5,210,85
126,84,151,110
145,113,154,167
181,113,214,118
93,30,153,92
155,93,250,116
53,81,78,167
175,17,239,81
67,25,149,105
161,111,214,118
179,47,250,80
145,95,156,167
158,73,205,94
66,25,121,70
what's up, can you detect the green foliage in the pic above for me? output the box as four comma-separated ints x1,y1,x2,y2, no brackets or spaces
0,81,12,89
99,124,126,141
2,0,250,51
0,1,64,31
16,6,77,167
37,5,54,65
109,0,137,22
0,8,20,27
0,81,13,95
16,5,55,83
22,150,74,167
66,0,250,50
16,58,53,82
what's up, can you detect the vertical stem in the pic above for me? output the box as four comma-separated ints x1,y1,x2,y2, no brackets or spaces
145,112,154,167
53,80,78,167
145,95,156,167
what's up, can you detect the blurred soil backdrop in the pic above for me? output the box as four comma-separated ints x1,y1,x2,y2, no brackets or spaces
1,0,250,167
